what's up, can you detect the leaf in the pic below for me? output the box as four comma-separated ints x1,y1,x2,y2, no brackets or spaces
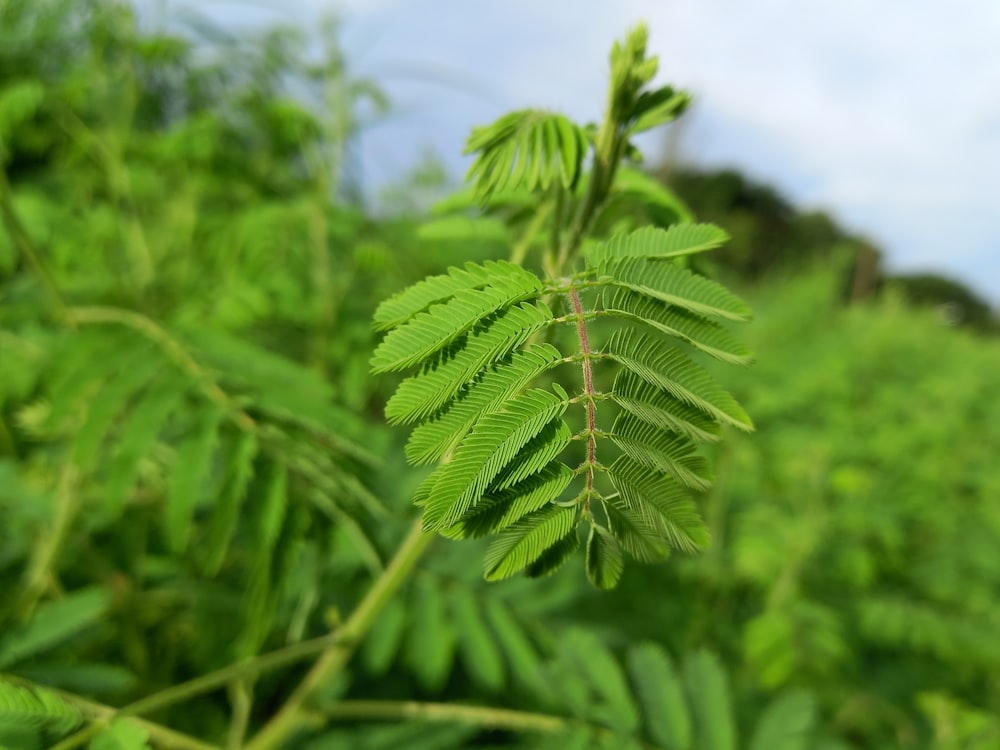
606,330,753,431
0,588,109,669
442,462,574,540
601,497,671,563
524,529,580,578
598,255,752,322
484,504,578,581
371,271,543,374
610,415,712,492
104,381,188,513
202,430,259,576
88,718,152,750
560,630,640,733
70,344,164,473
602,287,753,365
684,650,735,750
362,599,408,676
415,216,511,245
611,371,722,444
609,456,709,552
748,690,816,750
450,587,505,690
421,388,568,531
405,577,455,691
586,525,624,590
405,344,563,465
626,642,691,750
483,599,545,695
0,678,84,735
165,403,223,553
587,224,729,266
385,302,554,425
629,87,691,134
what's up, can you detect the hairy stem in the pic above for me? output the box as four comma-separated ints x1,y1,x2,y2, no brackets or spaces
569,287,598,508
245,519,435,750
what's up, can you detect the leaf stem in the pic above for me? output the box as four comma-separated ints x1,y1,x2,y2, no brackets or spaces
322,699,565,733
245,518,435,750
568,287,598,511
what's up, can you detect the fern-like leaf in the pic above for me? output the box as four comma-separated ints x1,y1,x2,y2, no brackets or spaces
606,330,752,431
0,678,84,735
602,287,753,365
385,301,554,424
370,272,543,373
586,524,624,590
421,387,568,531
586,224,728,265
484,504,579,581
598,256,752,322
610,415,712,491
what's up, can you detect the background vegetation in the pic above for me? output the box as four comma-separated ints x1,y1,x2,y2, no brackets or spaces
1,2,998,749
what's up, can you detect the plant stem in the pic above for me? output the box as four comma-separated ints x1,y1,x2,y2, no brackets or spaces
323,699,566,734
245,518,435,750
569,287,598,509
18,462,77,616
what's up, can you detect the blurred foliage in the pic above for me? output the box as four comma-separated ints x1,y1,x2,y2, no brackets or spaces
2,2,999,749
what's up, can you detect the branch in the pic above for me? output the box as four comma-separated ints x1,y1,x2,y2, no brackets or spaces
245,519,435,750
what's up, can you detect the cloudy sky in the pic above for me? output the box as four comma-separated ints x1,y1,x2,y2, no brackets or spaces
189,0,1000,304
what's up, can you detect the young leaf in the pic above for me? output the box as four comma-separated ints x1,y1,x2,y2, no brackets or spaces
0,678,84,735
586,524,624,590
587,224,729,266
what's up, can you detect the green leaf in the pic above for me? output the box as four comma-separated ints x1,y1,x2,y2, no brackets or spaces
104,381,188,513
609,456,709,552
684,650,735,750
0,588,109,669
611,371,722,444
165,403,223,553
405,344,564,465
484,504,578,581
598,255,752,322
485,419,573,493
70,343,164,473
202,430,259,576
385,302,554,424
611,414,712,491
362,599,408,676
422,388,568,531
560,630,640,733
0,678,84,735
602,287,753,365
371,271,543,374
601,497,671,563
450,587,505,690
629,87,691,134
587,224,729,266
524,529,580,578
606,330,753,431
405,577,455,691
748,690,816,750
626,642,691,750
586,525,624,590
442,462,574,540
483,599,545,695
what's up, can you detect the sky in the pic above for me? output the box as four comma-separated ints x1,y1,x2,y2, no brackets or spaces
181,0,1000,304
